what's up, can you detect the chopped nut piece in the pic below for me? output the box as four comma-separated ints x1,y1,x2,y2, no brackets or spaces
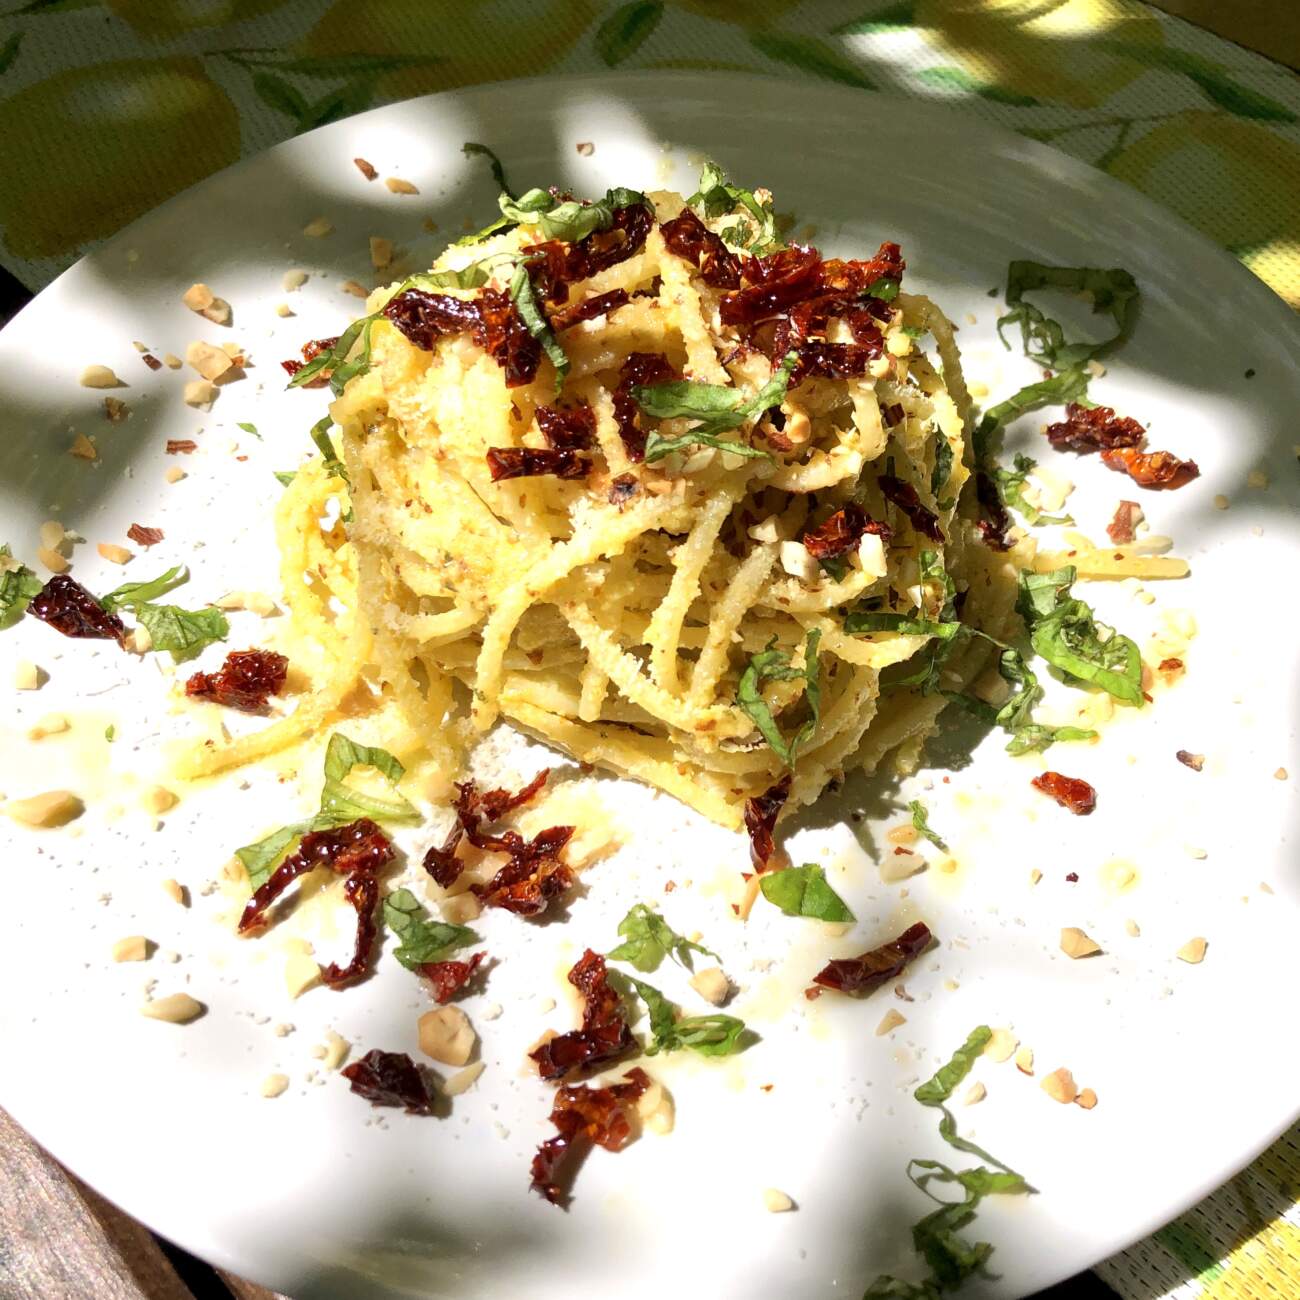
1124,918,1140,937
762,1188,795,1213
200,298,231,326
1184,844,1208,860
183,379,216,408
103,397,129,423
689,967,731,1006
384,177,419,195
182,283,215,312
141,992,204,1023
880,848,926,882
1041,1067,1078,1104
302,216,333,238
112,935,151,962
261,1073,290,1098
1176,936,1207,964
886,824,918,846
1029,868,1042,885
1246,469,1269,489
38,520,65,550
1076,1087,1098,1110
321,1029,349,1070
28,714,70,739
440,892,481,924
369,236,393,269
418,1005,476,1066
1275,767,1289,781
984,1027,1018,1063
443,1061,485,1096
875,1008,906,1037
70,433,98,460
185,340,235,381
162,878,187,906
13,660,42,690
340,279,369,298
282,269,307,291
142,785,178,815
1014,1046,1034,1075
353,157,378,181
97,542,132,565
275,302,293,317
636,1079,675,1134
11,790,86,827
284,951,321,998
79,364,121,388
576,141,594,156
124,625,153,654
164,466,186,484
1213,493,1229,510
37,546,69,574
1060,927,1101,959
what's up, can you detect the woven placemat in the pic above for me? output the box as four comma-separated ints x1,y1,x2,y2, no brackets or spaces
0,3,1295,1296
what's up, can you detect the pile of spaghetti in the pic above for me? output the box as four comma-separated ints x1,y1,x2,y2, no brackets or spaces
188,168,1021,828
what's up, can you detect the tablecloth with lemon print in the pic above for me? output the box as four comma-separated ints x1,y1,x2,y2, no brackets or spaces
0,2,1296,1297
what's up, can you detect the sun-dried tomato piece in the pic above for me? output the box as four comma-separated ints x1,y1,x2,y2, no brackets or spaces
530,950,633,1081
185,648,289,713
320,869,380,986
486,447,590,481
526,203,654,304
613,351,678,461
720,246,822,326
472,825,576,916
342,1049,435,1115
126,523,163,547
281,335,340,386
1105,500,1141,544
165,439,197,454
975,471,1014,551
384,290,482,350
422,828,464,888
419,951,487,1003
608,473,639,506
550,288,630,332
809,921,932,996
819,243,905,296
744,774,791,872
660,208,741,288
878,474,945,542
793,339,882,382
801,502,891,560
1101,446,1200,490
531,1066,650,1207
1031,771,1096,815
422,770,551,886
1045,403,1145,455
477,287,542,388
535,401,596,450
28,574,125,643
468,769,551,826
239,818,394,934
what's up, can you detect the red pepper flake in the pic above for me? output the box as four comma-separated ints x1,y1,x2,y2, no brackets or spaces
801,502,891,560
975,471,1013,551
165,439,197,455
353,156,378,181
879,474,944,542
1031,771,1096,815
810,921,932,996
1175,749,1204,772
141,353,163,371
341,1049,435,1114
743,775,791,872
531,1066,650,1207
607,473,639,507
1101,446,1200,491
660,208,741,288
419,951,487,1003
126,523,164,547
1045,403,1145,455
613,351,678,461
1065,871,1079,883
530,949,634,1082
28,574,125,643
486,447,590,481
550,288,630,332
535,401,596,450
185,648,288,714
1105,500,1141,544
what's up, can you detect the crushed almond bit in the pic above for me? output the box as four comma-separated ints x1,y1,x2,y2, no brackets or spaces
1124,918,1140,937
13,660,43,691
1041,1067,1078,1104
576,141,594,156
984,1028,1018,1063
200,298,231,326
762,1188,795,1213
97,542,132,565
1176,936,1208,964
441,892,481,924
418,1005,476,1065
103,396,129,423
282,269,307,291
384,176,419,195
163,352,183,369
162,878,187,906
186,340,235,381
1275,768,1289,781
1060,927,1101,959
353,156,378,181
1014,1046,1034,1075
142,785,178,815
689,967,731,1006
886,824,919,847
1029,868,1042,885
340,279,369,298
112,935,151,962
275,302,293,317
140,992,204,1023
182,283,215,312
6,789,83,827
1213,493,1229,510
302,216,333,238
261,1073,290,1099
963,1081,986,1106
442,1061,485,1096
1076,1087,1098,1110
37,546,70,574
70,433,98,460
28,714,70,740
164,466,186,484
875,1008,906,1037
79,364,121,388
369,236,393,269
284,951,321,999
38,520,65,550
183,379,216,408
880,848,925,882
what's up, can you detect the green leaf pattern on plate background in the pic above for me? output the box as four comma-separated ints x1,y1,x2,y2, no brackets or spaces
0,0,1296,1295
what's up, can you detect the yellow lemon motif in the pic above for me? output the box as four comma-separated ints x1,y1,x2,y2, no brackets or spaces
0,59,239,260
108,0,286,38
915,0,1164,109
302,0,598,99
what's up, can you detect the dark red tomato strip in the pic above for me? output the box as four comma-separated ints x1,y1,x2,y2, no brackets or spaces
185,649,288,714
320,869,381,987
801,503,891,560
1031,771,1097,815
420,951,488,1003
975,471,1014,552
525,202,653,305
743,775,791,872
613,351,678,461
530,949,634,1082
1101,446,1200,490
550,289,630,332
809,921,932,997
878,474,945,542
535,401,596,450
486,447,590,481
342,1050,435,1115
471,825,575,916
1045,403,1144,455
660,208,741,289
28,574,125,643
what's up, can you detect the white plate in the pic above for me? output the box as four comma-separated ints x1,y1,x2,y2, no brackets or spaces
0,72,1297,1300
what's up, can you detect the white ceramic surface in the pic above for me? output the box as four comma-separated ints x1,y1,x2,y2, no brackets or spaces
0,73,1297,1300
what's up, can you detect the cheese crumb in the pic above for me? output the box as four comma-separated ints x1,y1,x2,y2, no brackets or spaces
1060,926,1101,959
284,952,321,999
1213,494,1230,510
275,302,293,317
1184,844,1208,860
441,892,482,924
261,1073,290,1099
778,539,818,583
186,340,235,381
321,1029,349,1070
141,992,204,1023
762,1188,795,1213
443,1061,485,1096
880,848,926,882
79,364,121,388
183,378,216,408
689,967,731,1006
164,466,186,484
1124,918,1140,937
857,531,887,578
1176,936,1207,964
1029,868,1042,886
13,660,42,690
480,1002,504,1021
1274,767,1288,781
875,1008,906,1037
181,283,215,312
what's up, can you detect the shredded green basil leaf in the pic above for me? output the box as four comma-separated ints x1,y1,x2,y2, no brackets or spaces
0,547,45,628
844,612,963,639
274,470,297,487
974,365,1093,456
620,976,749,1057
688,160,779,254
736,629,821,766
134,603,228,663
759,863,853,921
104,724,116,742
236,421,261,440
100,565,188,613
309,415,348,481
383,887,476,970
643,428,770,463
868,276,900,302
991,453,1073,527
509,261,569,395
607,903,718,973
1017,567,1143,705
930,438,953,498
907,800,948,852
462,141,515,198
499,185,649,244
